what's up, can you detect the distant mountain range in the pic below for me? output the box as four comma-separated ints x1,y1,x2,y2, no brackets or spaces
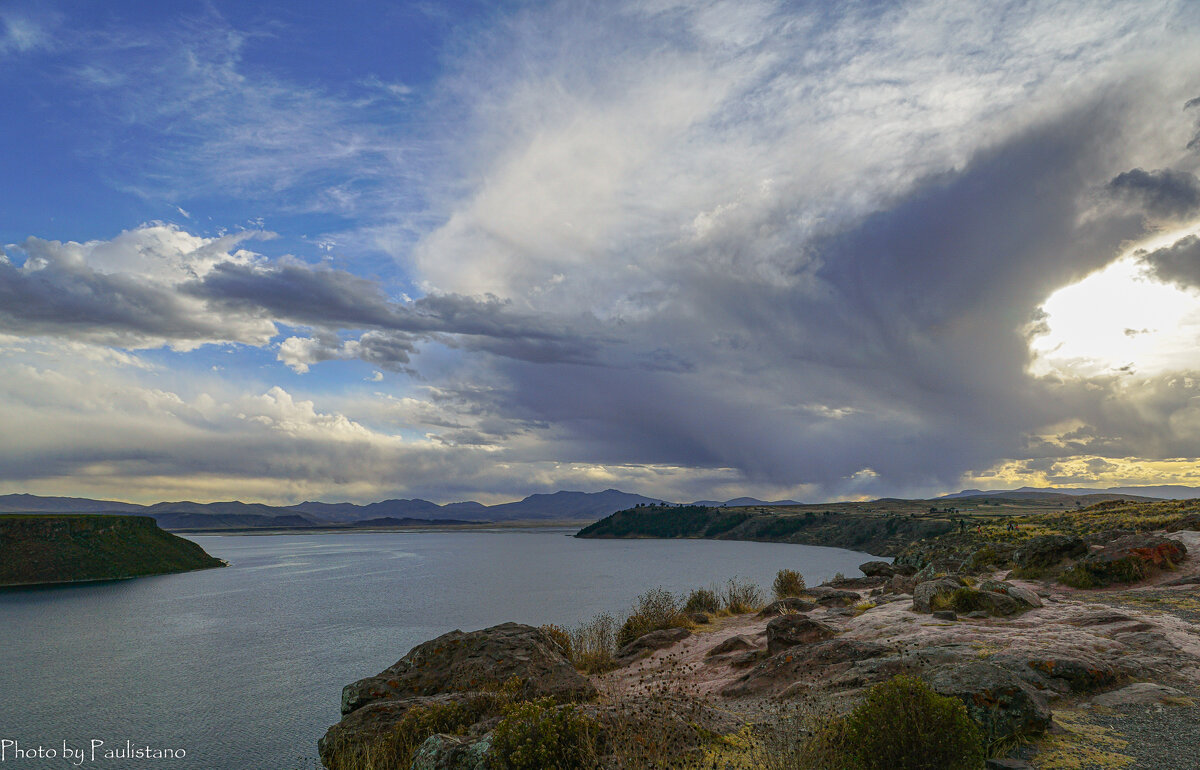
5,484,1195,531
0,489,666,529
939,485,1200,500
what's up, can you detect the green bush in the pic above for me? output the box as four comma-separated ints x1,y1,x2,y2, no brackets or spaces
807,675,984,770
616,587,689,647
684,586,721,614
722,576,764,614
772,569,807,600
489,698,599,770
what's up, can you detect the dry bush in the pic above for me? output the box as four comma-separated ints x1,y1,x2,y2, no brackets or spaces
684,586,722,614
722,576,764,614
617,587,690,647
569,613,618,674
772,569,807,600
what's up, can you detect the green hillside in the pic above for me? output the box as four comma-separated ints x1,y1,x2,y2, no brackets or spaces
0,514,225,587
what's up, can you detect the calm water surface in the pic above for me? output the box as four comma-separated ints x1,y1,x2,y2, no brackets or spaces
0,529,882,769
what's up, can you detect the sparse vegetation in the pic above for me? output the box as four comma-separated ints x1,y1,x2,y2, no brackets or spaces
684,586,722,614
616,587,691,647
567,613,618,673
539,623,572,658
722,576,764,614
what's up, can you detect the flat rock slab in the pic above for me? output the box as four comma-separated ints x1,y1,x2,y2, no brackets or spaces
1090,682,1186,708
757,597,818,617
616,627,692,661
706,634,759,657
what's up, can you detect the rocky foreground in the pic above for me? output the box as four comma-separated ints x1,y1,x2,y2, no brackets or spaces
320,521,1200,769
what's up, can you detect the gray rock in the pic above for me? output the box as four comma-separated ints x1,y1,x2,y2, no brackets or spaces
992,650,1118,694
766,615,838,655
616,627,691,661
966,611,990,619
706,634,759,657
912,577,963,613
722,639,892,697
923,661,1052,744
859,560,897,577
932,610,958,621
1090,682,1186,707
411,732,492,770
986,760,1034,770
807,586,861,607
340,622,595,715
977,579,1043,609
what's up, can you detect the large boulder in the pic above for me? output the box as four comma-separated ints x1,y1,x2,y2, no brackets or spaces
859,560,897,578
757,597,818,617
340,622,595,715
1012,535,1087,569
766,615,837,655
911,576,963,613
923,662,1051,744
976,580,1043,609
615,627,691,662
1063,534,1188,587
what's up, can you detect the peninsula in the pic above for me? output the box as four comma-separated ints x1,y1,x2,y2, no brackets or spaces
0,514,225,587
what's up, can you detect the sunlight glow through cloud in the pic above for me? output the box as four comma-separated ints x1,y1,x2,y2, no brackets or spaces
1029,227,1200,379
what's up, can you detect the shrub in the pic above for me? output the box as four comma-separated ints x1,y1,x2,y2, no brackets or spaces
489,698,599,770
808,675,984,770
539,624,572,659
684,586,721,614
722,576,764,614
772,569,807,600
1060,557,1147,589
568,613,617,674
931,587,990,614
325,700,479,770
616,587,689,647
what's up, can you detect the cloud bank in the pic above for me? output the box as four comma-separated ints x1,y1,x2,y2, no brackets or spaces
4,0,1200,503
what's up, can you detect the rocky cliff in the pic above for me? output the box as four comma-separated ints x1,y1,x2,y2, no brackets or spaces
0,514,224,586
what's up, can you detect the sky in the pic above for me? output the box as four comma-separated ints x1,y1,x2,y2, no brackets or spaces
3,0,1200,505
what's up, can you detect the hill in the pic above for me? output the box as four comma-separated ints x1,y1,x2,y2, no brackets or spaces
0,514,224,586
940,486,1194,500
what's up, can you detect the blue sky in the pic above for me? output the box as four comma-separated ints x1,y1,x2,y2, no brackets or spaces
3,0,1200,504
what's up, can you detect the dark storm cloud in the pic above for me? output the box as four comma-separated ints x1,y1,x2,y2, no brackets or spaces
1138,234,1200,289
1106,168,1200,220
489,96,1158,498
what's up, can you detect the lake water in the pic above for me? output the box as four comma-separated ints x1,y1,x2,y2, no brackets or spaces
0,529,882,769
